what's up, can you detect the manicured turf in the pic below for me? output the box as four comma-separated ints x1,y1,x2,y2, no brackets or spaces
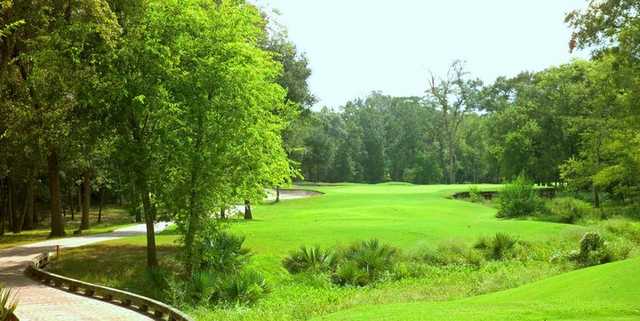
316,257,640,321
52,183,621,321
233,183,580,256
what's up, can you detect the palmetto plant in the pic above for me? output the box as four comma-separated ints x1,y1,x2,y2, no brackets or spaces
0,286,17,321
342,239,398,279
282,246,337,274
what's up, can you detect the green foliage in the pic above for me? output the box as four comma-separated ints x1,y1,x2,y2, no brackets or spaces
282,246,336,274
544,197,593,224
570,232,631,267
474,233,520,261
0,285,17,321
416,241,484,268
336,240,399,285
209,270,269,306
497,175,544,218
603,219,640,244
468,186,483,203
197,230,251,274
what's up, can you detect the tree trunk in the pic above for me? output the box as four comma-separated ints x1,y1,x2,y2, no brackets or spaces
184,188,201,275
75,184,82,221
80,171,91,230
244,200,252,220
0,178,5,236
23,179,34,230
220,207,226,220
67,186,74,218
7,178,14,233
592,185,600,208
48,146,65,237
276,186,280,203
139,179,157,268
98,188,104,223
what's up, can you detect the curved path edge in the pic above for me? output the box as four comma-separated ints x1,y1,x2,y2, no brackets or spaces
0,223,171,321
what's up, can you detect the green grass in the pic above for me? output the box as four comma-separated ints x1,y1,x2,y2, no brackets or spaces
236,184,581,256
316,257,640,321
49,183,615,321
0,207,137,249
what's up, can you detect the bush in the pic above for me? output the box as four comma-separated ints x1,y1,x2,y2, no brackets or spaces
343,240,398,275
497,175,544,218
332,260,371,286
570,232,628,267
282,246,336,274
209,270,269,306
417,241,484,268
604,219,640,244
0,286,17,321
185,269,269,306
333,239,399,286
474,233,519,261
468,186,483,203
198,231,251,274
545,197,592,224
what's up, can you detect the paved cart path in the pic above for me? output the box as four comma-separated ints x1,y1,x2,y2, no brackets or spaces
0,222,170,321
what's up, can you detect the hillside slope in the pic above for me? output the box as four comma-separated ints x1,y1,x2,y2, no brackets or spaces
316,257,640,321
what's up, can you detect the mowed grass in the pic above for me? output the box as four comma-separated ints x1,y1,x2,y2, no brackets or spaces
316,257,640,321
234,183,579,256
50,183,599,321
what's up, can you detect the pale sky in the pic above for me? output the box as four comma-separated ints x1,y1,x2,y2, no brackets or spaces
252,1,590,108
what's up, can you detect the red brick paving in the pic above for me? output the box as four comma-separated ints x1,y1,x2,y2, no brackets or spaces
0,223,170,321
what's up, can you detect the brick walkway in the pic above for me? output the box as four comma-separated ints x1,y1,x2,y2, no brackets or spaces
0,223,170,321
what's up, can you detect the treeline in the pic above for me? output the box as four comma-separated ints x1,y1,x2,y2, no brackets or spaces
293,0,640,206
0,0,312,272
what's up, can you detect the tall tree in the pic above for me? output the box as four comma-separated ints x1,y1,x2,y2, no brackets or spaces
427,61,481,184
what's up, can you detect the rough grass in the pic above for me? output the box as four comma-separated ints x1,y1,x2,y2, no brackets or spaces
315,257,640,321
0,207,136,249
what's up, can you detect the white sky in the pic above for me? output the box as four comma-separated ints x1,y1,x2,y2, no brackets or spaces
252,0,591,108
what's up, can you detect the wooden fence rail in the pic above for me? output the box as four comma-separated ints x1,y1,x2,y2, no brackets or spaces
25,252,193,321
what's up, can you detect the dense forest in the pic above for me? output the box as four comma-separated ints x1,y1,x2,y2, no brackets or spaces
0,0,314,273
293,54,640,207
1,0,639,282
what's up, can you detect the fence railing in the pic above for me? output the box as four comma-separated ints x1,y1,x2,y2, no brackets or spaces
25,252,193,321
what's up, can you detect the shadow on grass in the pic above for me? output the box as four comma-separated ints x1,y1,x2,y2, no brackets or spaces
48,243,181,300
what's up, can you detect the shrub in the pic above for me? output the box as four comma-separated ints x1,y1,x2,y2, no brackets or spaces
186,269,269,306
417,241,484,267
497,175,544,218
468,186,483,203
545,197,592,224
282,246,336,274
0,286,17,321
570,232,628,267
604,219,640,244
474,233,519,261
332,260,370,286
333,239,399,286
198,231,251,274
209,270,269,306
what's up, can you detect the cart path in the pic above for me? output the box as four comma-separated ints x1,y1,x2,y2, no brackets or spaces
0,222,170,321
